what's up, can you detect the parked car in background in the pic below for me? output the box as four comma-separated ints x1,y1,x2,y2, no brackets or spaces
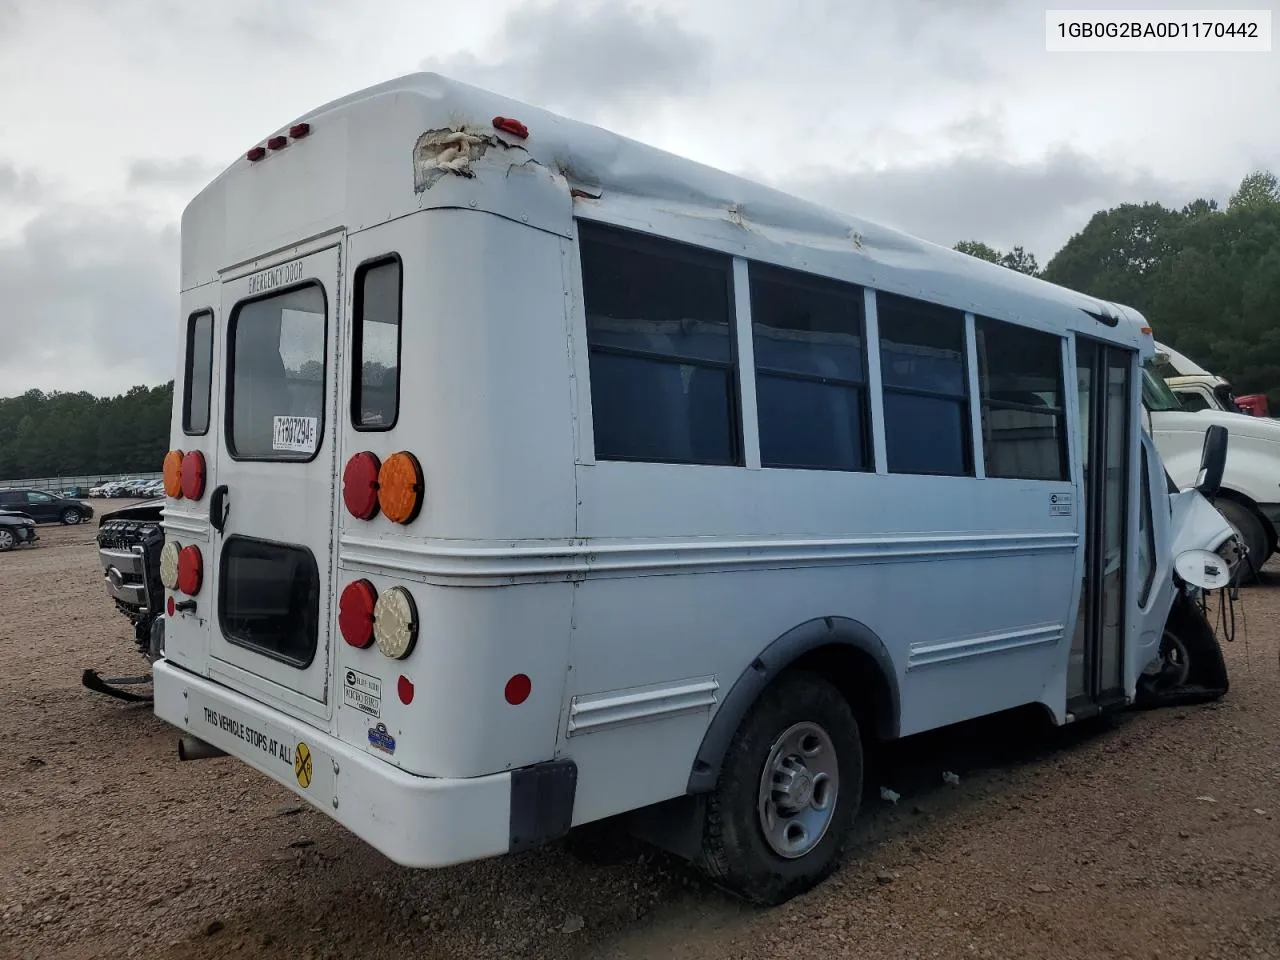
0,508,38,551
0,489,94,524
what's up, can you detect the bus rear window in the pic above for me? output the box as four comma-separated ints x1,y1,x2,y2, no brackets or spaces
183,310,213,435
352,257,402,430
227,284,326,461
219,537,320,668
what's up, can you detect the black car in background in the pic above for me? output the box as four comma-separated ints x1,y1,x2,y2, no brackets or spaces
0,489,94,524
0,509,38,550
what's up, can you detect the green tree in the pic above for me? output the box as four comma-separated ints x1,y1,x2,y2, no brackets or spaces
954,240,1040,276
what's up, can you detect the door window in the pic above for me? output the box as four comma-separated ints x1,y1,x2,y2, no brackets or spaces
26,492,53,504
226,284,327,461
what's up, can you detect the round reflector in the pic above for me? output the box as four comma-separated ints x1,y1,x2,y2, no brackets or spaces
373,586,418,659
160,541,182,590
342,452,381,520
505,674,532,705
181,450,207,501
166,596,175,617
377,452,424,525
177,545,203,595
397,675,415,705
163,450,185,499
338,579,378,648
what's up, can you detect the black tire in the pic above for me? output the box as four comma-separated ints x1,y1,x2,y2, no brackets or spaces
0,528,14,552
1215,499,1267,584
699,670,862,905
60,507,82,525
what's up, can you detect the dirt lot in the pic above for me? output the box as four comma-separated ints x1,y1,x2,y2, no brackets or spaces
2,511,1279,960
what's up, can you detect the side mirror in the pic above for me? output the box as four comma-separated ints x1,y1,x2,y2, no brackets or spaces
1194,423,1228,498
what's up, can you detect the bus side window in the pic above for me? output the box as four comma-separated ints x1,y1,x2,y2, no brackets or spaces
974,317,1068,481
750,263,870,472
183,310,214,435
352,256,403,431
579,222,740,466
876,292,971,477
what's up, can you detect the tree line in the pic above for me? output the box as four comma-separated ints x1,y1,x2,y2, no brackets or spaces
955,170,1280,403
0,383,172,480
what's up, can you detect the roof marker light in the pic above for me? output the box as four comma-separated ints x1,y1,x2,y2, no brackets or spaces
289,122,311,139
267,135,288,150
247,146,266,162
493,116,529,139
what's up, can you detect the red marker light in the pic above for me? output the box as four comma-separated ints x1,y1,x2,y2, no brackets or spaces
166,595,175,617
397,675,415,705
338,579,377,649
505,674,531,705
267,135,288,150
180,449,206,501
493,116,529,139
177,545,203,595
289,122,311,139
246,146,266,162
342,452,381,520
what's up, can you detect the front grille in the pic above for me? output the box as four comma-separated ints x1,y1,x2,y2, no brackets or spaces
97,519,165,622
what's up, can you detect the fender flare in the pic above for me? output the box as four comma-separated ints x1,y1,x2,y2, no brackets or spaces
685,616,900,794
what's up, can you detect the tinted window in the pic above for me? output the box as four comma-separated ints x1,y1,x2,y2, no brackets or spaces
184,310,214,435
352,257,402,430
1175,390,1210,412
975,317,1067,481
219,537,320,668
877,293,971,476
1138,445,1156,604
751,264,869,471
227,284,326,461
579,222,739,465
26,492,53,503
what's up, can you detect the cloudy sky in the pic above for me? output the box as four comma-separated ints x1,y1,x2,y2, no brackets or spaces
0,0,1276,396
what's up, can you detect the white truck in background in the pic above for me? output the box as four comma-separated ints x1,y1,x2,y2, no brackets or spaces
1142,351,1280,579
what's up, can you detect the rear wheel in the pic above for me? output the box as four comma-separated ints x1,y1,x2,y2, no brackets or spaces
60,507,82,525
0,528,14,551
699,670,862,905
1216,499,1267,583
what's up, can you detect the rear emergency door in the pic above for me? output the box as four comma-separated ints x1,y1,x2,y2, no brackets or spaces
207,245,341,709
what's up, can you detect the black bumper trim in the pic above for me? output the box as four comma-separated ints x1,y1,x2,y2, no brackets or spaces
508,758,577,854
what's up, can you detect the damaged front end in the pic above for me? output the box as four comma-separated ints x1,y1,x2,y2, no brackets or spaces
85,499,167,702
1137,425,1239,709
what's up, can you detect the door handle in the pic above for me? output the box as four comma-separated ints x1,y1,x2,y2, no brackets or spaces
209,484,230,533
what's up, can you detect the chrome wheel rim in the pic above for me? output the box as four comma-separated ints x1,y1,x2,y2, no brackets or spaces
0,530,13,549
757,721,838,859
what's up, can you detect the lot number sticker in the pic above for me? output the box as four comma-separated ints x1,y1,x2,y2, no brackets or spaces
272,415,318,453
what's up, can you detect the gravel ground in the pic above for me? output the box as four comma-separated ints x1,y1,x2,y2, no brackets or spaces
1,508,1279,960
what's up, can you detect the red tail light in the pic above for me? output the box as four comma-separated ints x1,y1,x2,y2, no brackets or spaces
177,545,203,595
339,579,377,648
180,450,206,500
343,452,381,520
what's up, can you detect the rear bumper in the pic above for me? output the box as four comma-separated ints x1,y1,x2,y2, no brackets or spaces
153,660,575,867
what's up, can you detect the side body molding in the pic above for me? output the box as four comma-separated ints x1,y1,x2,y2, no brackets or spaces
685,616,901,795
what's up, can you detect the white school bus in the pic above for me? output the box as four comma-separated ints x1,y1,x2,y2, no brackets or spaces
154,73,1237,905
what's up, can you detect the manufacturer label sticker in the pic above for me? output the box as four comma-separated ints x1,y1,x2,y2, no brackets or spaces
1050,491,1074,517
272,415,318,453
368,723,396,755
343,668,382,718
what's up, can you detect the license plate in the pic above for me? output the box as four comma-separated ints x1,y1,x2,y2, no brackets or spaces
189,694,330,797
